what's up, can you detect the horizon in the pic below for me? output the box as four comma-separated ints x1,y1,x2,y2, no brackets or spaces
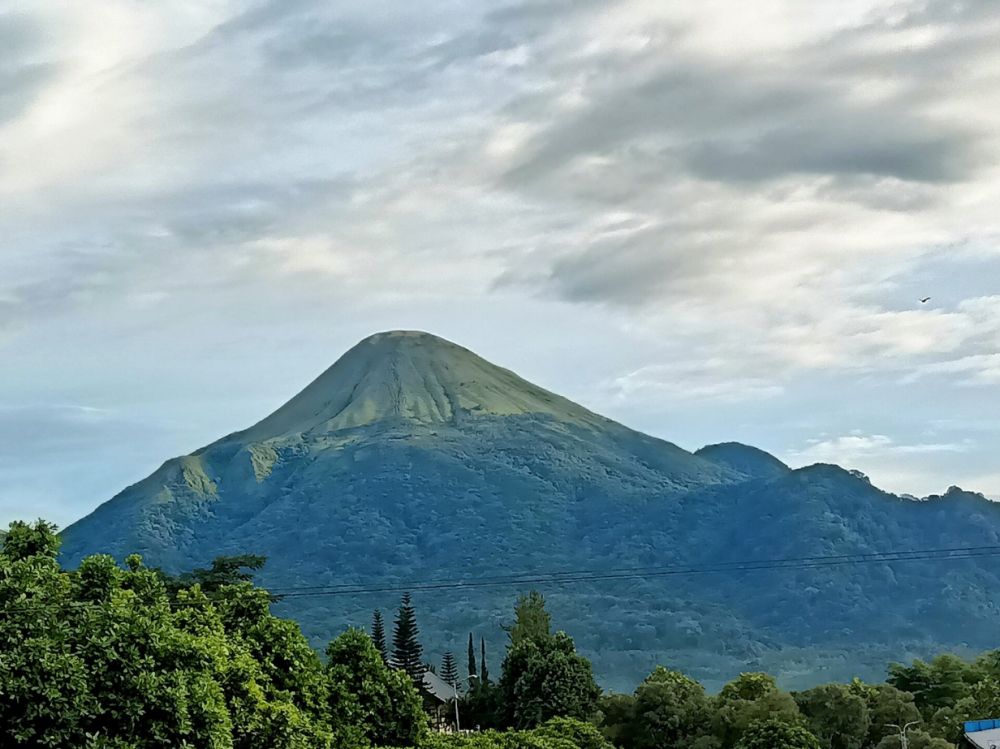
3,1,1000,526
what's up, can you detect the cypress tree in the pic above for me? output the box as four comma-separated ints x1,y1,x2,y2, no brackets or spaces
371,609,388,665
480,636,489,683
441,651,459,688
468,632,477,678
392,592,424,683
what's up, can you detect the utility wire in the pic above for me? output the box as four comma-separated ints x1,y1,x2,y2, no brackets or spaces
2,544,998,613
265,544,1000,597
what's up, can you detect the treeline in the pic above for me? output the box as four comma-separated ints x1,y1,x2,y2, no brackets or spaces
2,520,999,749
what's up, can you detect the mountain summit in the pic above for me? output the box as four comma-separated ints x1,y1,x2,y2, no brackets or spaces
236,330,606,440
61,332,1000,691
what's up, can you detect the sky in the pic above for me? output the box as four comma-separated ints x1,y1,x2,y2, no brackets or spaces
1,0,999,528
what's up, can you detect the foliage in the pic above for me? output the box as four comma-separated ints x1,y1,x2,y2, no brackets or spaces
507,592,552,647
873,729,951,749
325,628,427,747
712,672,801,747
393,593,425,685
441,652,459,688
469,634,478,679
794,683,869,749
372,610,389,665
0,521,407,748
735,719,821,749
382,717,612,748
481,637,489,683
626,667,713,749
497,594,600,729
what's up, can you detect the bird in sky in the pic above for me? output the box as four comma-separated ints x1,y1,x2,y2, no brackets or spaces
920,297,931,303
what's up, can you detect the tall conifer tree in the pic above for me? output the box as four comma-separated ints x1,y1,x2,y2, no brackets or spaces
392,592,424,683
441,651,459,688
480,636,489,683
371,609,388,664
468,632,477,679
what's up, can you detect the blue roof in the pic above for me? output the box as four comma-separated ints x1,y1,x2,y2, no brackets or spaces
966,719,1000,733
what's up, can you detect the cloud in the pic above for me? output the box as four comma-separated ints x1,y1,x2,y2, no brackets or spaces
610,358,784,404
784,431,979,496
789,432,972,463
2,0,1000,522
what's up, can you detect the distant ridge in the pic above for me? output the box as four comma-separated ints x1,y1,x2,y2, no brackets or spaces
60,331,1000,692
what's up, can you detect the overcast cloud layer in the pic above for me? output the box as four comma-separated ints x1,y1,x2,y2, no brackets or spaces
2,0,999,527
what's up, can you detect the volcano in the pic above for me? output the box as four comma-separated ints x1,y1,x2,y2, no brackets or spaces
61,331,1000,691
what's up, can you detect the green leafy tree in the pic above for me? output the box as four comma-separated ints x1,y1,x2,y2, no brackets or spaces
713,672,801,747
507,591,552,646
325,628,426,747
874,729,951,749
441,651,460,688
888,655,972,718
372,609,388,665
847,681,920,749
461,679,504,731
736,719,821,749
533,717,614,749
596,693,635,746
0,520,93,747
795,683,870,749
392,593,425,684
626,666,713,749
480,636,489,683
469,633,478,679
499,631,600,729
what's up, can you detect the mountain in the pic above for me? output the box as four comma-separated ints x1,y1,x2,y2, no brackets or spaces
60,331,1000,691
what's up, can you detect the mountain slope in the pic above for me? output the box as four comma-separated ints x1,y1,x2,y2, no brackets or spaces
60,331,1000,691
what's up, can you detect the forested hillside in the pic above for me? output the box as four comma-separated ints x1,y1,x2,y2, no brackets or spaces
59,331,1000,690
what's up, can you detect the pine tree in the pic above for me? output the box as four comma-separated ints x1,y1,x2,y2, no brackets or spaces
371,609,388,665
392,592,424,683
441,651,459,688
480,636,489,683
468,632,477,678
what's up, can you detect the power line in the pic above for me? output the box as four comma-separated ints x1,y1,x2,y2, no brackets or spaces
271,546,1000,599
2,544,998,613
266,544,1000,597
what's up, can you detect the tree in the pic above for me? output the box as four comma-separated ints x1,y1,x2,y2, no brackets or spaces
499,631,600,729
874,729,951,749
626,666,713,749
888,655,972,718
392,592,425,684
481,636,489,683
794,683,869,749
713,672,801,747
496,594,599,729
596,693,635,746
848,681,920,749
325,628,427,747
468,632,478,679
441,651,460,688
372,609,388,664
507,591,551,646
736,719,821,749
533,716,614,749
0,526,332,749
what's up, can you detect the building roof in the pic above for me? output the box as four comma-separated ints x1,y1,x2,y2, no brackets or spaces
967,729,1000,749
422,669,460,703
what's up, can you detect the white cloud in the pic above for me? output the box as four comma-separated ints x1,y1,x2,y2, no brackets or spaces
2,0,1000,522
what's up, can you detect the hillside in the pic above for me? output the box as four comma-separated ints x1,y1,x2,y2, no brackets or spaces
60,331,1000,691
